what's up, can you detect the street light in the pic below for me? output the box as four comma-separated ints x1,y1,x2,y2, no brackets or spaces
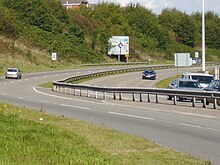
202,0,205,72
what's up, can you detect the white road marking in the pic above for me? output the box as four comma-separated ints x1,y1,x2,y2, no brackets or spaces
179,123,217,131
44,76,47,78
61,104,90,110
33,88,218,132
109,112,155,121
40,101,50,104
18,97,23,99
33,87,95,103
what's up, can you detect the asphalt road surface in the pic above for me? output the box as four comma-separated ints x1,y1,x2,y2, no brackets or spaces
1,66,220,164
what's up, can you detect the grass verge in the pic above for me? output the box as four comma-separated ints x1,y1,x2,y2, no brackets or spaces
156,75,181,88
0,102,211,164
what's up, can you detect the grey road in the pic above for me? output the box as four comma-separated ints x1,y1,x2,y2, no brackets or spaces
1,66,220,164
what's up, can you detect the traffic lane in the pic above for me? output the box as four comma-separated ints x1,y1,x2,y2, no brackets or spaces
1,66,220,164
81,67,202,88
107,111,220,164
0,65,145,85
2,83,220,132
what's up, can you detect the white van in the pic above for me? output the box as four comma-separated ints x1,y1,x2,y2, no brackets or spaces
182,72,214,88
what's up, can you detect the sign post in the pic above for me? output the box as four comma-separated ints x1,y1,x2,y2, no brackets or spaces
108,36,129,62
51,52,57,61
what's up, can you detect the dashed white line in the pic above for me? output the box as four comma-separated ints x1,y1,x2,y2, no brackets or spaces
109,112,155,121
18,97,23,99
40,101,50,104
179,123,217,131
60,104,90,110
179,123,202,129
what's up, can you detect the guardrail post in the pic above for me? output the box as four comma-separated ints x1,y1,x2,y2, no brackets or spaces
113,93,116,100
95,91,98,99
192,97,196,107
132,93,135,101
74,89,76,96
213,98,217,109
87,90,89,97
156,94,158,103
202,98,206,108
147,94,150,102
80,89,82,96
174,96,177,105
119,93,122,100
140,94,142,102
103,92,106,99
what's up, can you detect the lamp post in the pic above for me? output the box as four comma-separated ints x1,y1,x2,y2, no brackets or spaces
202,0,206,72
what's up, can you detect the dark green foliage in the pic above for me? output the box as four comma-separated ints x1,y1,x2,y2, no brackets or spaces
205,12,220,49
124,5,171,50
2,0,68,33
0,0,220,63
1,0,104,63
0,15,17,38
158,8,197,47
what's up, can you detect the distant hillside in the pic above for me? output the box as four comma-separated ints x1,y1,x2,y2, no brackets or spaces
0,0,220,72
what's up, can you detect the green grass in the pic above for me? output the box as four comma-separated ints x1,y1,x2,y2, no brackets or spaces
0,103,212,165
156,75,181,88
38,82,53,88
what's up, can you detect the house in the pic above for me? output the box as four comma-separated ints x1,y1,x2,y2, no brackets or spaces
60,0,88,9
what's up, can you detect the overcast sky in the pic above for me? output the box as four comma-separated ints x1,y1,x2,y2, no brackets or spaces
90,0,220,14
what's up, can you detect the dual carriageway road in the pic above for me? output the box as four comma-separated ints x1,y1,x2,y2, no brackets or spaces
0,65,220,164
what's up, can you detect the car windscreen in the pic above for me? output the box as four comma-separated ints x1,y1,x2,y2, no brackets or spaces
191,75,214,84
7,69,18,72
179,81,201,88
144,71,154,74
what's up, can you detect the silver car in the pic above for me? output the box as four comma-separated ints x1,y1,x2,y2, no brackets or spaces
5,68,22,79
168,78,203,101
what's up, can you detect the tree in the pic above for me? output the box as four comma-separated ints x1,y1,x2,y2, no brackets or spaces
159,8,197,47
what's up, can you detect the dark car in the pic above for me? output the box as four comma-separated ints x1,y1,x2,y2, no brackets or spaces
168,78,203,100
142,70,156,80
204,80,220,105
